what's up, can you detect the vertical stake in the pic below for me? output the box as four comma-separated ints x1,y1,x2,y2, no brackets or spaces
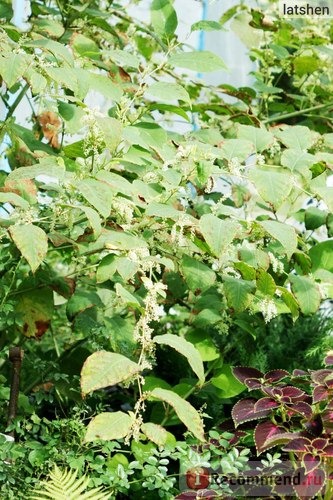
7,347,24,438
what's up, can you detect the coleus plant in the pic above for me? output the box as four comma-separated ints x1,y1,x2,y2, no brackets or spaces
231,352,333,499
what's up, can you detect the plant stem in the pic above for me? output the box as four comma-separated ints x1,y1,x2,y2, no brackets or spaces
262,101,333,124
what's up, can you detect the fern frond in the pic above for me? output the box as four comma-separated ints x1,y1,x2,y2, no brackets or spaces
29,465,111,500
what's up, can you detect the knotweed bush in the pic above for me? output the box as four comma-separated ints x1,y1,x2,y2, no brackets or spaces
0,0,332,498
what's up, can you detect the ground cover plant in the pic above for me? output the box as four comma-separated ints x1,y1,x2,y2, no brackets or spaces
0,0,332,498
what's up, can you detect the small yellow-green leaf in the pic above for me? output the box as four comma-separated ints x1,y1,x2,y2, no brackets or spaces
84,412,133,442
141,423,168,446
81,351,141,396
9,224,48,272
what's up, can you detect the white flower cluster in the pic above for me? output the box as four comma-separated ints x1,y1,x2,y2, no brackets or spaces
112,198,134,226
128,247,162,274
267,140,281,158
82,108,105,157
228,157,244,177
260,298,278,323
268,252,284,274
134,278,167,362
170,215,195,247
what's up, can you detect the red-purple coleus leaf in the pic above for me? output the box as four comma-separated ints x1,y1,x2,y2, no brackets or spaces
303,453,321,474
232,367,289,390
263,385,306,402
322,407,333,434
311,368,332,385
254,397,279,412
292,467,326,500
324,352,333,366
254,421,297,454
231,398,270,427
289,401,313,419
313,385,329,404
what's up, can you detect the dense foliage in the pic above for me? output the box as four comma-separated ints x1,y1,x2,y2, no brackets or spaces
0,0,332,498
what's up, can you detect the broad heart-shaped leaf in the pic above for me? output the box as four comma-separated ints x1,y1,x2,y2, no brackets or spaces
199,214,239,257
154,333,205,386
150,388,205,441
81,351,141,396
9,224,48,272
181,255,216,292
254,421,295,454
219,138,253,162
249,168,293,209
79,206,102,238
223,276,255,312
256,269,276,296
151,0,178,38
237,125,273,152
281,149,315,176
259,220,297,259
232,398,270,427
0,53,31,88
274,125,319,151
309,240,333,273
141,422,168,446
16,288,54,339
168,51,227,72
78,179,113,218
88,73,123,102
289,275,321,315
145,82,190,105
84,412,133,442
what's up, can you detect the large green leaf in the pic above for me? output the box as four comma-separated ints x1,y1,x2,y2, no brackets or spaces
223,276,255,312
145,82,190,105
289,275,321,315
219,139,253,161
79,206,102,238
309,240,333,272
181,255,216,292
154,333,205,385
249,168,293,209
84,412,133,442
0,53,31,88
9,224,48,272
78,179,113,218
150,388,205,441
256,269,276,296
16,288,54,339
211,365,245,398
274,126,319,151
81,351,141,395
199,214,239,257
259,220,297,259
0,192,29,210
237,125,273,152
88,73,123,102
169,51,227,72
151,0,178,38
280,149,316,176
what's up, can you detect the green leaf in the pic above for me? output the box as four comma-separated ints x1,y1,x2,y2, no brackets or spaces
281,149,315,176
71,33,99,58
150,388,205,441
88,73,123,102
185,330,219,361
16,288,53,339
249,168,293,209
181,255,216,292
81,351,141,395
78,179,113,218
7,157,66,182
169,51,227,72
96,254,117,283
123,122,167,151
191,20,224,32
0,53,31,88
237,125,273,152
289,275,321,315
102,230,148,251
211,365,245,398
199,214,239,257
219,139,253,161
151,0,178,38
277,286,299,320
256,269,276,296
259,220,297,259
145,82,191,105
304,207,327,230
294,55,319,76
9,224,48,272
79,206,102,237
146,202,182,219
275,126,319,151
141,423,168,446
0,192,29,210
84,412,133,442
154,333,205,385
108,49,140,69
309,240,333,272
223,276,255,312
